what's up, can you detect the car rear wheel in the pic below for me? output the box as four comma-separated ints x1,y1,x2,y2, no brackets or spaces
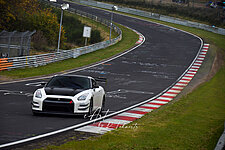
88,99,93,115
101,95,105,113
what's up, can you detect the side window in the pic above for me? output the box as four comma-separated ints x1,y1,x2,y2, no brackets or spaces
92,79,98,88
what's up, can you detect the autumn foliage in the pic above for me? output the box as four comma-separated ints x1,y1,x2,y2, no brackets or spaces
0,0,65,47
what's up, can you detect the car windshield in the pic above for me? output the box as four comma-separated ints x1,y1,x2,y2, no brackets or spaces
46,76,91,89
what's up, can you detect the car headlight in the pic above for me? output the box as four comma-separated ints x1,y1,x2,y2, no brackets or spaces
35,90,42,98
78,93,89,101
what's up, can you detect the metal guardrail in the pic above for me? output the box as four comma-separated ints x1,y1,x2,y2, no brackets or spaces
0,1,122,71
72,0,225,36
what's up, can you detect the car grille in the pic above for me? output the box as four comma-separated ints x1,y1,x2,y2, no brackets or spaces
43,98,74,113
44,97,72,102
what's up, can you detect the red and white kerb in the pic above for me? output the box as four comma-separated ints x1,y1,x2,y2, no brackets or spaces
75,44,209,134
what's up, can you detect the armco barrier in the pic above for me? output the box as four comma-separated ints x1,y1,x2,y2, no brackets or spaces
0,1,122,71
72,0,225,36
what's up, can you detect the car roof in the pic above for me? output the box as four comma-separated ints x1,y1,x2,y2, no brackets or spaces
53,74,94,80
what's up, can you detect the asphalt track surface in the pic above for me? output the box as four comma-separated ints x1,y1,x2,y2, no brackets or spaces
0,0,202,146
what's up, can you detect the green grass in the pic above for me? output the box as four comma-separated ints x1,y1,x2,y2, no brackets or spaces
148,19,225,51
65,10,119,42
38,4,225,150
2,2,225,149
91,0,225,28
40,67,225,150
0,23,138,79
106,8,224,52
70,0,225,51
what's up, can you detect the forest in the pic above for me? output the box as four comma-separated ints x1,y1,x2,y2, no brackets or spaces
97,0,225,28
0,0,102,52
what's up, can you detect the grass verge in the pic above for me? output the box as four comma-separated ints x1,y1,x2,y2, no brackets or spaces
0,23,138,79
41,67,225,150
65,10,118,42
39,5,225,150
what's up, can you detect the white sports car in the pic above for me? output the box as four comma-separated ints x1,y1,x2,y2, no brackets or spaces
31,75,106,115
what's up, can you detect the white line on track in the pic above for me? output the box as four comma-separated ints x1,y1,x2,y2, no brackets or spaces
0,1,204,148
0,22,146,150
117,112,144,118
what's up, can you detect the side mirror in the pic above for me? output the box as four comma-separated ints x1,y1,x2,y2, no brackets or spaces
93,85,99,89
40,82,47,87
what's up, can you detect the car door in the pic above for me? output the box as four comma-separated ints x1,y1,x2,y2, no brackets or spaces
92,79,102,110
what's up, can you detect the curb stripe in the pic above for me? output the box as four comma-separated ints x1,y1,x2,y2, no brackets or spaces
190,68,198,72
197,57,205,60
184,74,194,77
142,104,161,108
160,95,175,99
171,85,184,88
136,33,144,44
1,4,209,148
157,97,173,101
195,60,203,63
126,110,149,114
163,93,177,97
101,119,131,125
150,100,168,104
154,99,170,102
111,116,138,121
167,89,181,93
131,107,153,112
170,88,183,91
175,84,187,87
166,91,179,94
191,66,200,68
180,78,191,81
90,122,123,129
75,44,209,135
147,102,165,106
199,55,206,57
117,112,144,118
182,76,193,79
187,72,196,74
76,126,114,134
139,106,158,109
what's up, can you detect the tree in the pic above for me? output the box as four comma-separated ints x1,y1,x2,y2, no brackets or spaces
0,0,65,47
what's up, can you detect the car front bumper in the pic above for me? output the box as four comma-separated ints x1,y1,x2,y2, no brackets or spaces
32,96,90,115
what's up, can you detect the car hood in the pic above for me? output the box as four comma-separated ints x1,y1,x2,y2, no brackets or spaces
44,87,85,96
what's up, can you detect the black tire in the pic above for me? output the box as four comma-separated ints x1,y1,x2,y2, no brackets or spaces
32,110,38,116
101,96,106,114
88,99,93,115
